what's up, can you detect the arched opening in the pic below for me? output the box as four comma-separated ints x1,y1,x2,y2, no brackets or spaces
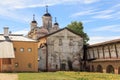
92,65,95,72
118,67,120,74
97,65,103,73
67,60,73,71
106,65,114,73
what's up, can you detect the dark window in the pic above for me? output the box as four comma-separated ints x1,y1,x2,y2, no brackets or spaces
28,63,32,68
3,58,11,64
14,48,16,52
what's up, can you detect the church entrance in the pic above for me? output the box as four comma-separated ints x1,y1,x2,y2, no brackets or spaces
60,64,66,71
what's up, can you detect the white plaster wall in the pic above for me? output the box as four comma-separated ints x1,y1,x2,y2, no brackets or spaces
47,29,83,71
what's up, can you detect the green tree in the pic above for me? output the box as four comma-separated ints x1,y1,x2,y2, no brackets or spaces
67,21,89,44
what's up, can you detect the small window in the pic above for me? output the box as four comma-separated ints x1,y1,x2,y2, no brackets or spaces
28,48,32,52
14,48,16,52
28,63,32,68
59,39,62,46
15,63,19,68
20,48,24,52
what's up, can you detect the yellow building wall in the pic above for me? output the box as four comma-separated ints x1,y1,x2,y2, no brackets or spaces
38,37,47,48
12,41,38,72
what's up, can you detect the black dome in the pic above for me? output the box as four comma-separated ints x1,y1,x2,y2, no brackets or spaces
32,20,37,23
54,22,59,25
43,13,51,17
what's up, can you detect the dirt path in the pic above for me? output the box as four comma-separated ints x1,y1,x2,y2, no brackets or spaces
0,73,18,80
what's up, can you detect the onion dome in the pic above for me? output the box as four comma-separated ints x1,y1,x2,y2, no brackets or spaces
31,14,37,23
43,5,51,17
54,17,59,25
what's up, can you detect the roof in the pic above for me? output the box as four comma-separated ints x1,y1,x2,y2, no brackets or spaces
0,41,15,58
31,20,37,23
0,34,36,42
38,27,82,40
43,13,51,17
88,38,120,47
54,22,59,25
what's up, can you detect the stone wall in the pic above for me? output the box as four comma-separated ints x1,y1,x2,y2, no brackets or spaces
47,29,83,71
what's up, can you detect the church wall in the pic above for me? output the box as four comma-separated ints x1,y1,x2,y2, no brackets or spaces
46,29,83,71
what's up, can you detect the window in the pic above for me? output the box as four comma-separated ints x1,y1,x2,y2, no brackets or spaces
28,63,32,68
15,63,19,68
3,58,11,64
28,48,32,52
20,48,24,52
14,48,16,52
59,39,62,46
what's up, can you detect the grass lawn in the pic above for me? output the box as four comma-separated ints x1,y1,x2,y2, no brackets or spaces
18,71,120,80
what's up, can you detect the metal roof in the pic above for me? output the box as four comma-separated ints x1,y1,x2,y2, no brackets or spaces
0,34,36,42
0,41,15,58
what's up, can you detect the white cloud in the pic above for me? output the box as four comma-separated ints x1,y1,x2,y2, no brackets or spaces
88,36,120,44
0,0,100,9
82,20,94,23
83,0,100,4
0,0,100,23
71,9,96,17
13,28,29,35
92,25,120,32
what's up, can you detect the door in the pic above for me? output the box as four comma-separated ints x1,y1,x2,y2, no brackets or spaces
61,64,66,71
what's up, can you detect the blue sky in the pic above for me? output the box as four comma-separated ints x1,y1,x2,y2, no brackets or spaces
0,0,120,44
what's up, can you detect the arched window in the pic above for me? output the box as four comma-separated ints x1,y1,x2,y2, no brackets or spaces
97,65,103,73
106,65,114,73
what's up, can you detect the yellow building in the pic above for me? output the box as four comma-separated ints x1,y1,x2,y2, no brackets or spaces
0,27,38,72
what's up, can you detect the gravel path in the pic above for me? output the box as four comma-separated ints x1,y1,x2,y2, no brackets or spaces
0,73,18,80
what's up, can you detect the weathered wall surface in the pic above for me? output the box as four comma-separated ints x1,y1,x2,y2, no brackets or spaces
47,29,83,71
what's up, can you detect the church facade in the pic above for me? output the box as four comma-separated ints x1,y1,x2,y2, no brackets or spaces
38,28,83,71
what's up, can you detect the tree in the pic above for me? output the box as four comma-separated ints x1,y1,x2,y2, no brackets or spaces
67,21,89,44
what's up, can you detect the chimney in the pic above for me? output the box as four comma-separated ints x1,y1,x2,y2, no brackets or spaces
4,27,9,37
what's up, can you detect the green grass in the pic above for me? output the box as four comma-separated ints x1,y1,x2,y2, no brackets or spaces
18,71,120,80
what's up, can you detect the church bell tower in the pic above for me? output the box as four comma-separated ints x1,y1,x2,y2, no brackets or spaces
42,5,52,32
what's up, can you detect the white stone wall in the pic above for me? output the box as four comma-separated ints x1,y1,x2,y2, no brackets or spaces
47,29,83,71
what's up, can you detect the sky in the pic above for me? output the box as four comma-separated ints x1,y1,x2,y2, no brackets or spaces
0,0,120,44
